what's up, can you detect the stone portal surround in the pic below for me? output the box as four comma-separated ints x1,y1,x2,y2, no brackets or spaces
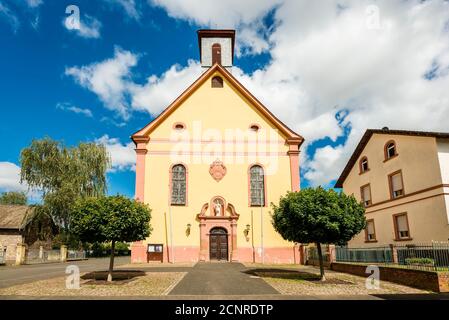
197,201,239,262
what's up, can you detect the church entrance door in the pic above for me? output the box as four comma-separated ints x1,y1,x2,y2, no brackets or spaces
209,227,228,261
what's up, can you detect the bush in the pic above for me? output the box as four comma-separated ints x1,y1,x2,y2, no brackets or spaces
405,257,435,266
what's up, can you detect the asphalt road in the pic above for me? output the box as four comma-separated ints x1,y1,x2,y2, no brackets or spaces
0,256,130,288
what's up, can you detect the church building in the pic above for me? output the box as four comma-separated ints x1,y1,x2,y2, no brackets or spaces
130,30,304,264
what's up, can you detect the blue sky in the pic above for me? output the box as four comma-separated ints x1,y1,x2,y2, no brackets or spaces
1,1,449,201
0,1,289,200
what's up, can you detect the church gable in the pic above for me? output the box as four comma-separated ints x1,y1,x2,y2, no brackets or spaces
132,63,303,145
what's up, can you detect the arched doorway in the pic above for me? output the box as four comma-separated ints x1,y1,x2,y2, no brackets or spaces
209,227,228,261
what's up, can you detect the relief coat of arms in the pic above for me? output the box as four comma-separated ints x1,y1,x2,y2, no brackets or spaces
209,159,227,182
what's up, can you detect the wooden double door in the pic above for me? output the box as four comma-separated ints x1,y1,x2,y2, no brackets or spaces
209,228,228,261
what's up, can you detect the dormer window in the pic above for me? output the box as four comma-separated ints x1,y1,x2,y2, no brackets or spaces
359,157,369,173
384,141,397,160
211,76,223,88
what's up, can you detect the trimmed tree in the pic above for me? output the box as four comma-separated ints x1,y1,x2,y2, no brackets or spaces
71,195,152,282
272,187,366,280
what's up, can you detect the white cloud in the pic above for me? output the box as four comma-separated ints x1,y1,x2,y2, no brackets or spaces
63,14,102,39
96,135,135,172
0,162,27,193
105,0,141,20
66,1,449,187
65,47,138,120
56,102,93,118
25,0,43,8
0,2,20,32
145,0,449,187
149,0,281,56
130,60,203,115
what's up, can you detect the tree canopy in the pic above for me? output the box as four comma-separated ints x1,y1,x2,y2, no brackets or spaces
272,187,366,279
20,137,111,232
0,191,27,205
71,195,152,281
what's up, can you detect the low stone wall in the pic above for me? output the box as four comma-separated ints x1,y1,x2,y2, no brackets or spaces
331,262,449,293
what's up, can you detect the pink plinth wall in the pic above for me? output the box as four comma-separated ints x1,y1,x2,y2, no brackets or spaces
131,244,303,264
130,241,147,263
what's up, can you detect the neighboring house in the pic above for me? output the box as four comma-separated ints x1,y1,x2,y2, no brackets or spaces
0,205,54,263
0,205,33,262
130,29,304,263
335,128,449,247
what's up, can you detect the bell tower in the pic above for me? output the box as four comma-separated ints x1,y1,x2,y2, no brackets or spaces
197,29,235,72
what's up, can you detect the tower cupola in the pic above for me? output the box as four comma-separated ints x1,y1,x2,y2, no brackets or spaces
197,29,235,71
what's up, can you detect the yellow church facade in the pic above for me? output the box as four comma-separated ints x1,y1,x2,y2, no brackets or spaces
130,30,304,264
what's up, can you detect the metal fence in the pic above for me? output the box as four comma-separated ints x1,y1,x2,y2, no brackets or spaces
67,250,86,260
336,242,449,271
336,246,393,264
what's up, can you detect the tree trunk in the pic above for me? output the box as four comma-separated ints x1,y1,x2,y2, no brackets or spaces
316,242,326,281
107,240,116,282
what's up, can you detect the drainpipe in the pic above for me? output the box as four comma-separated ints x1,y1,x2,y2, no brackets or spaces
260,187,264,264
168,184,175,264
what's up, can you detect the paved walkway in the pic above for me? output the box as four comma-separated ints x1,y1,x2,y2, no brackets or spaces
169,262,279,296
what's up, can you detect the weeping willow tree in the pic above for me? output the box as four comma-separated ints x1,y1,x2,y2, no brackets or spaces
20,137,111,242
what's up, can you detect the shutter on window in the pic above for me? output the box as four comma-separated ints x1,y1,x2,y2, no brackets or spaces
367,221,375,235
362,186,371,202
397,215,408,232
391,173,403,191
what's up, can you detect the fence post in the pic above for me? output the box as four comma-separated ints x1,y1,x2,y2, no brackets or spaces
390,244,398,264
15,243,26,265
60,245,67,262
328,245,336,263
299,244,306,265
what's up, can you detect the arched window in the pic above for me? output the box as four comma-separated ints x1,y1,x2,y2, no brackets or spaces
249,165,265,206
212,43,221,65
211,76,223,88
171,164,186,205
359,157,369,173
384,141,397,160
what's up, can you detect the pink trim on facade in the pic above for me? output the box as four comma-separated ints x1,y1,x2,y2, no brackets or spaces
238,246,301,264
169,163,189,206
137,245,301,263
147,151,288,156
247,164,268,207
288,143,300,192
134,137,149,202
148,138,286,144
130,241,147,263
